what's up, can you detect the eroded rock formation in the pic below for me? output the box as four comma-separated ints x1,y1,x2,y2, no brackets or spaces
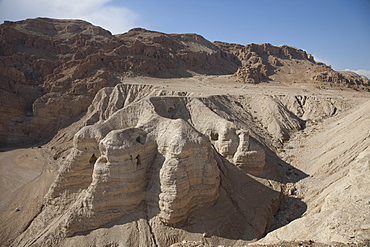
2,18,370,247
1,18,369,148
233,130,266,174
215,42,370,90
11,83,295,246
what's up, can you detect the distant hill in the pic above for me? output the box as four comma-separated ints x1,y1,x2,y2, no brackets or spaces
1,18,368,148
1,18,370,247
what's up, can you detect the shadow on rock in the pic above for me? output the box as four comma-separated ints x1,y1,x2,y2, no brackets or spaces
170,153,282,241
264,147,309,183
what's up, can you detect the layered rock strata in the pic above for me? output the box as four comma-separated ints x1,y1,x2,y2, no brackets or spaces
1,18,369,148
2,18,367,246
11,84,293,246
215,42,370,89
233,130,266,174
8,82,359,246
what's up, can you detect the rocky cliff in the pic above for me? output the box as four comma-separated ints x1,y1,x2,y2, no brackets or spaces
0,18,239,147
1,18,369,148
10,84,287,247
1,18,370,247
215,41,370,89
7,80,364,246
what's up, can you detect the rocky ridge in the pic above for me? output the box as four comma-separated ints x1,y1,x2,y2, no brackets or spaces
10,84,285,246
6,81,366,246
215,41,370,88
1,18,369,148
1,18,370,247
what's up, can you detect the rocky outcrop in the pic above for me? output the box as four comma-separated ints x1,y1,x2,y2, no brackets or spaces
11,83,294,246
0,18,239,147
0,18,115,147
2,18,369,246
214,42,315,84
233,130,266,174
214,42,370,89
312,66,370,91
3,80,367,246
1,18,369,148
4,82,366,247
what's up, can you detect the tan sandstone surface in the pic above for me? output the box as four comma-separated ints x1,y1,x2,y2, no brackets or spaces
1,18,370,247
1,76,369,246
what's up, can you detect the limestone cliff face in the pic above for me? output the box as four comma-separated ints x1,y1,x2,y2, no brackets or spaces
2,18,369,247
233,130,266,174
71,116,221,229
12,84,294,246
1,18,369,148
8,82,361,246
214,42,370,90
0,18,238,147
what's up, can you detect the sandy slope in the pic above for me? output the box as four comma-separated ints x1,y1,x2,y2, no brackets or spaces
122,75,368,98
258,99,370,244
1,19,370,246
0,148,56,247
1,76,369,246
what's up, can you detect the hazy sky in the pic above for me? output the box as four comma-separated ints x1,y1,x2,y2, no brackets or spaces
1,0,369,77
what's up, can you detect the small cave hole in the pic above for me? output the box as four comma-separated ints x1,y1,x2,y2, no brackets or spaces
89,154,97,164
167,106,174,112
210,131,219,141
136,154,141,166
136,135,146,144
136,136,141,143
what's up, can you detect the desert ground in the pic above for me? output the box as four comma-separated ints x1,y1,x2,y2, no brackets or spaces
1,75,369,246
1,18,369,247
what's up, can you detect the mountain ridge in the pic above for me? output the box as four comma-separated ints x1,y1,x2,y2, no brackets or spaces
1,18,369,148
1,18,370,247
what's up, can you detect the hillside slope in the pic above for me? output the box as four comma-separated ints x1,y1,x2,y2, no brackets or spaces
1,18,370,247
258,99,370,244
1,79,368,246
1,18,369,148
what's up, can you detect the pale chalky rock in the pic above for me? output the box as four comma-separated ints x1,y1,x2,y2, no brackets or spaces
12,89,288,246
156,119,220,225
26,115,220,242
233,130,265,175
64,128,158,235
3,18,370,247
